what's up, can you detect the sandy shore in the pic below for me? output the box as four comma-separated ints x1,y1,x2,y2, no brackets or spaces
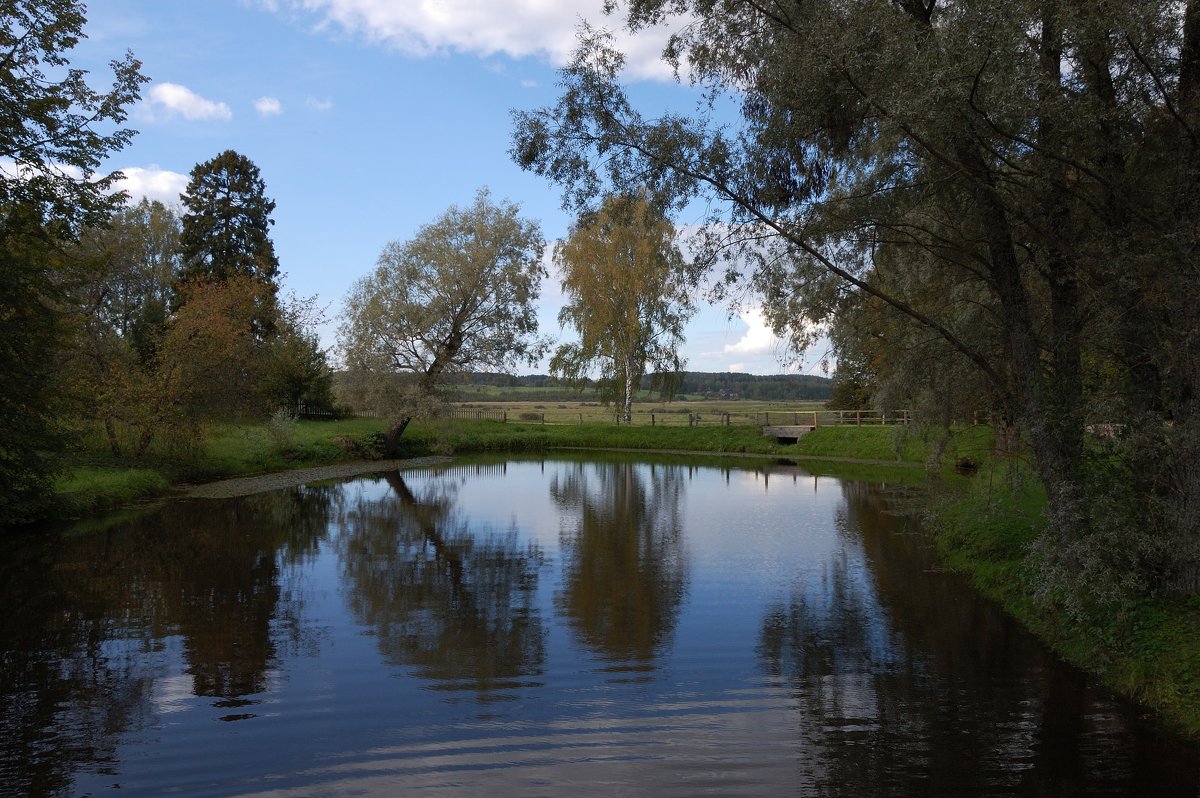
183,456,453,499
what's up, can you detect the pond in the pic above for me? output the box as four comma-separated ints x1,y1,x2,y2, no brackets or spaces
2,455,1197,796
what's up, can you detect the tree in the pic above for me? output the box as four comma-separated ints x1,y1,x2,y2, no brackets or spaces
68,200,182,455
512,3,1200,597
177,150,280,335
264,291,334,412
0,1,146,231
550,193,693,422
77,199,180,358
0,1,146,524
338,189,547,454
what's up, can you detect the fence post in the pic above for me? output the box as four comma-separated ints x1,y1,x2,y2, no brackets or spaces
503,410,507,423
812,410,818,428
579,413,583,425
856,409,861,426
651,412,655,426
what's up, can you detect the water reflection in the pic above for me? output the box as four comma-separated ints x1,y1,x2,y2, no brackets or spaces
550,461,689,668
335,471,547,698
2,460,1198,797
0,486,337,794
758,481,1199,795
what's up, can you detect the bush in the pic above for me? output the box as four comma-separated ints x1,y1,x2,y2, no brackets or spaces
266,408,298,451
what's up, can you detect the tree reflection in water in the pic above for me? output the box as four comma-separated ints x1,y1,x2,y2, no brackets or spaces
759,481,1196,796
0,485,337,794
335,471,547,699
550,461,688,668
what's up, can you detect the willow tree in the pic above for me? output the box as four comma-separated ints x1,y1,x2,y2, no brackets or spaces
338,189,547,454
551,194,693,422
513,2,1200,598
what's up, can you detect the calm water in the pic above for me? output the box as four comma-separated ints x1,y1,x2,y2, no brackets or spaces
2,455,1198,796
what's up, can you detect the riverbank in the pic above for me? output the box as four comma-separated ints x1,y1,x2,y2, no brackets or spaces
49,417,972,519
929,473,1200,739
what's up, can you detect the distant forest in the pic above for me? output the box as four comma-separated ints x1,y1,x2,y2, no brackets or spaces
446,371,832,401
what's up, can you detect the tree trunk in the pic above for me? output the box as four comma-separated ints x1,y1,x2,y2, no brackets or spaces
622,358,635,424
383,416,412,456
103,416,122,457
1166,0,1200,591
961,142,1090,549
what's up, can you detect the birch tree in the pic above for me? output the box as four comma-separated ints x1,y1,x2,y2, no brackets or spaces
551,194,693,422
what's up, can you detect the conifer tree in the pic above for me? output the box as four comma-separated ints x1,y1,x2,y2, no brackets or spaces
177,150,280,334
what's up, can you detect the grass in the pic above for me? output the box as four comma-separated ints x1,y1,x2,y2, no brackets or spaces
52,467,171,519
48,413,944,520
926,464,1200,738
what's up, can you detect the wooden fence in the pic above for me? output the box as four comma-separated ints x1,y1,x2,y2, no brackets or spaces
290,402,912,428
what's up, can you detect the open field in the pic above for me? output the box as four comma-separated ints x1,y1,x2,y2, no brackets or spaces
446,398,906,427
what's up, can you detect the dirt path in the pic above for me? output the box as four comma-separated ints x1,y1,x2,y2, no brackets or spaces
183,457,453,499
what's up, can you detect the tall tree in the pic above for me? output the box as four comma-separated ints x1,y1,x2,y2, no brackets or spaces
551,193,693,422
0,1,145,524
177,150,280,334
513,2,1200,597
78,199,180,358
338,188,547,454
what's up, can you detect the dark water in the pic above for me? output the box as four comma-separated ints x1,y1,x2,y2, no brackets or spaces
2,456,1198,797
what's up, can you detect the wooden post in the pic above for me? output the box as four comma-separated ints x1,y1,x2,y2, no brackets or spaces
651,412,655,426
856,409,861,426
812,410,818,428
579,413,583,425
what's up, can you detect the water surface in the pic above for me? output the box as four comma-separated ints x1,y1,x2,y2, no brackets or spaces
2,455,1197,796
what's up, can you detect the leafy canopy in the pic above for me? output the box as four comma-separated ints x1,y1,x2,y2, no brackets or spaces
339,188,547,449
551,193,693,419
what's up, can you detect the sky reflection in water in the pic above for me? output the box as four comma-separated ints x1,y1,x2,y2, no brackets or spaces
1,455,1197,796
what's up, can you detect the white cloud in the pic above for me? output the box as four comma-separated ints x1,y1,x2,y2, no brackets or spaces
145,82,232,121
254,96,284,116
265,0,681,80
723,307,778,356
111,166,189,205
305,96,334,112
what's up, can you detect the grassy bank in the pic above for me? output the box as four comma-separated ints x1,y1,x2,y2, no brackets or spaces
930,472,1200,738
50,416,965,519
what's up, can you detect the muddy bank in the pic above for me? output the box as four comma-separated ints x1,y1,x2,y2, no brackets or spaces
184,457,453,499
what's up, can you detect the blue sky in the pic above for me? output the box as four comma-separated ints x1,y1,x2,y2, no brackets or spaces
72,0,827,376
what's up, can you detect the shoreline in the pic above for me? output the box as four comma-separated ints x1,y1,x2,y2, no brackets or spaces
181,456,454,499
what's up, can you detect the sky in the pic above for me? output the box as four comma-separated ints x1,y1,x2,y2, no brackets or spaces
70,0,829,376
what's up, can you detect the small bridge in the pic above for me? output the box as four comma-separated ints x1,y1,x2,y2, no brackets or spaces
761,409,912,443
762,425,815,444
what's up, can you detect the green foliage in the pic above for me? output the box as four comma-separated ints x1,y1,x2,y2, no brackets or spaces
52,467,169,519
265,291,334,410
0,0,147,231
338,188,548,453
512,1,1200,599
177,150,280,335
929,468,1200,737
0,1,146,525
0,215,67,524
265,408,299,453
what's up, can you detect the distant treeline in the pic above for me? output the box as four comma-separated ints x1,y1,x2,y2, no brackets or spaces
444,371,831,401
